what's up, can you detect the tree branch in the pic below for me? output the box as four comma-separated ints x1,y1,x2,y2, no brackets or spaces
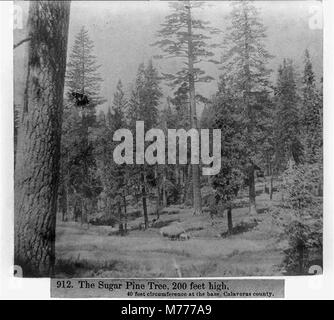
14,37,31,49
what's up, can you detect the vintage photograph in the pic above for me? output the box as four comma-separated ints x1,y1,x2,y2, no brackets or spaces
14,0,323,278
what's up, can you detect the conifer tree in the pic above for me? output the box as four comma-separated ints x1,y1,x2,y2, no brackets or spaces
274,59,303,168
153,0,220,214
222,0,273,214
127,61,162,228
302,50,322,164
66,26,105,108
211,75,244,233
14,0,70,276
60,26,105,224
93,81,128,234
112,80,127,130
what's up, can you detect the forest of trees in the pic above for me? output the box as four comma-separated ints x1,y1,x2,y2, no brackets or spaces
14,1,323,276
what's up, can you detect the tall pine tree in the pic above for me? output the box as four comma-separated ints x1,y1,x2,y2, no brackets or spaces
14,0,70,276
222,0,273,214
211,74,244,233
127,61,162,228
274,59,303,168
60,26,105,224
112,80,127,129
93,80,128,234
66,26,104,107
302,50,322,164
153,0,220,215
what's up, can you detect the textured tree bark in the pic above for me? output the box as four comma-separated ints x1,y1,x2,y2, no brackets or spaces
186,4,202,215
14,1,71,277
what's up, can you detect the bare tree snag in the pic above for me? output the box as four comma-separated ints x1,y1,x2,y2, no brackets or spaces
14,1,71,277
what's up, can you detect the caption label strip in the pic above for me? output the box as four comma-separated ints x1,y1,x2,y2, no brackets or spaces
51,279,284,299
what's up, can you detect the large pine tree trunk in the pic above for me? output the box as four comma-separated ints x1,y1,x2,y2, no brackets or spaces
14,1,71,277
186,4,202,215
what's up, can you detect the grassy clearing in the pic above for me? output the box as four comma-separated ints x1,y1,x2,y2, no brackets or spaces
55,188,289,277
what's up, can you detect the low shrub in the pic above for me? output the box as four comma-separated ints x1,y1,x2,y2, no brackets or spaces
161,207,180,215
221,218,258,238
89,211,116,226
273,163,323,275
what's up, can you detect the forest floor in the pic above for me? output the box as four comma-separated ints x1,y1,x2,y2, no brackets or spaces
55,186,290,277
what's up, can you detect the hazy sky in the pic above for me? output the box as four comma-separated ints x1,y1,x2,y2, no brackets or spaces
14,1,323,113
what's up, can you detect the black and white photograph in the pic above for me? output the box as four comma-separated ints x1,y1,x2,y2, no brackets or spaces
8,0,325,285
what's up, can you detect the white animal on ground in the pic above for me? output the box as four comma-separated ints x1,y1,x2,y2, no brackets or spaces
179,233,190,241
